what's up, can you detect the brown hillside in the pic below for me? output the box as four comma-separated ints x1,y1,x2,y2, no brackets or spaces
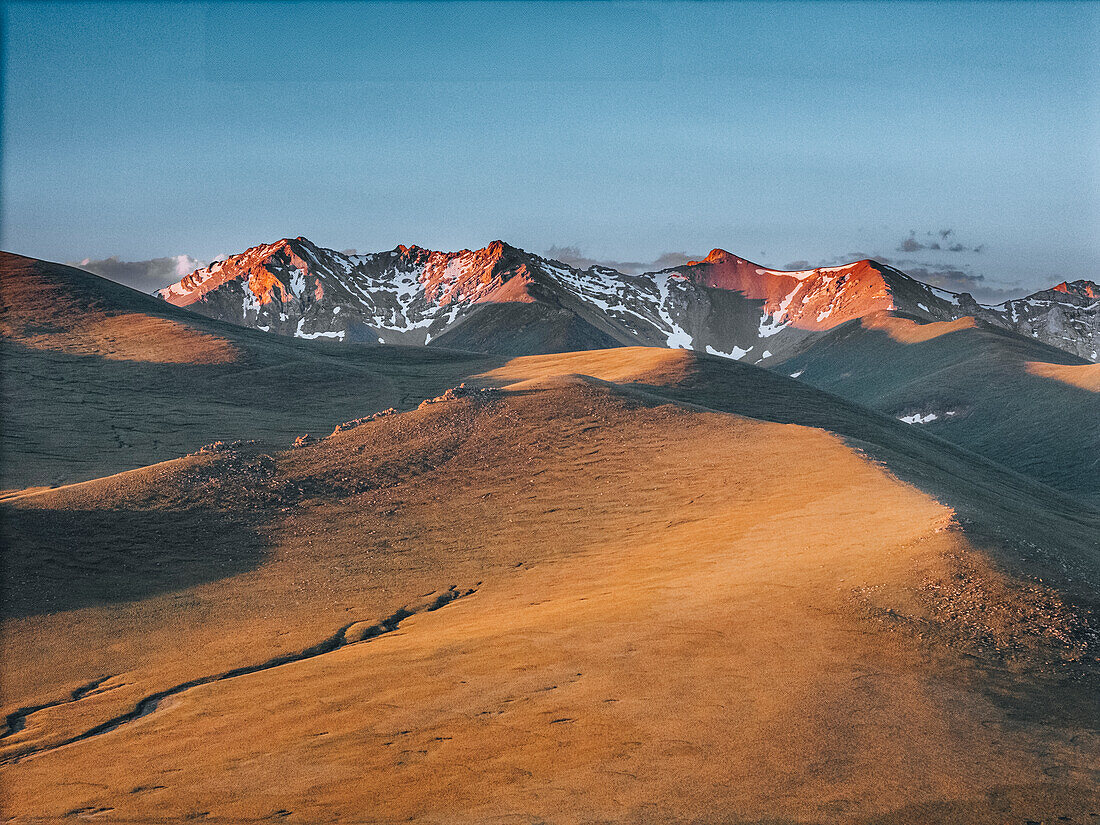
2,351,1097,823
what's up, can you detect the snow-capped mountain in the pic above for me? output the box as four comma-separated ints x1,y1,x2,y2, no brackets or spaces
156,236,1098,361
157,238,529,346
968,280,1099,361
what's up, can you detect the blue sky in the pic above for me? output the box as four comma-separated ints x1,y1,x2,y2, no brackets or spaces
2,1,1098,298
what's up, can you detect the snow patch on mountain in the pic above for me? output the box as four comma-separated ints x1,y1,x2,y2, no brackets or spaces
154,236,1100,361
706,344,752,360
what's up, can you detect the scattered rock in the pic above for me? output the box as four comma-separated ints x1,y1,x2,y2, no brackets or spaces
417,383,500,410
331,408,397,436
191,439,256,456
855,550,1099,666
292,434,316,448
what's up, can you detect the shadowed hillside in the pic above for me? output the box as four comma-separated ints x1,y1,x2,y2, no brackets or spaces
773,312,1100,502
0,252,499,488
6,253,1096,508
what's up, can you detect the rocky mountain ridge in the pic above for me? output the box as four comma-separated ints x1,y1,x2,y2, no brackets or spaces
156,237,1098,360
971,280,1099,360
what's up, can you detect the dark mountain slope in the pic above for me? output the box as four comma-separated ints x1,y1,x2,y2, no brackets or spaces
156,236,1100,362
974,279,1100,360
0,252,498,488
774,312,1099,501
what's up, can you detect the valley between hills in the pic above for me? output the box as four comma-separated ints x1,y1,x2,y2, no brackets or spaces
1,247,1098,823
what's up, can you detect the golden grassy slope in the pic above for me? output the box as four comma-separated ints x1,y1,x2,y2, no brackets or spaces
0,253,237,364
2,352,1098,823
1027,360,1100,392
4,251,1095,511
862,313,980,344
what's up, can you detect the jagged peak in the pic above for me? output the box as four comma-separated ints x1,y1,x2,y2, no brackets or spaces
466,239,528,261
262,236,311,252
199,236,316,269
383,239,525,261
1050,280,1100,299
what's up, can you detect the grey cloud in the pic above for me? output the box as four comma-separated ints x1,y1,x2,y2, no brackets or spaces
543,245,604,269
898,234,926,253
71,254,206,293
897,266,985,291
544,246,704,275
813,252,878,267
896,229,983,254
650,252,702,270
885,260,1022,303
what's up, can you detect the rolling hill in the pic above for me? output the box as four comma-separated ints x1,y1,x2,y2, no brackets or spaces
7,251,1095,505
0,251,497,489
2,345,1098,823
3,249,1100,821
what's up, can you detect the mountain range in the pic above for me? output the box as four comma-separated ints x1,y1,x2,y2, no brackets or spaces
157,236,1100,362
2,248,1099,822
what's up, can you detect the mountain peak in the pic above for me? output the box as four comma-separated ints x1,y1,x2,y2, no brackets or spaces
1051,280,1100,300
148,236,1098,362
688,248,747,266
268,236,313,253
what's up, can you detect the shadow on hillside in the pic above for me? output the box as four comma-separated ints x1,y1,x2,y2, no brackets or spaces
603,354,1100,587
0,505,266,618
0,337,501,489
775,321,1100,501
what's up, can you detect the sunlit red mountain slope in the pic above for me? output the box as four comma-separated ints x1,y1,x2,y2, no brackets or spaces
152,236,1100,361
